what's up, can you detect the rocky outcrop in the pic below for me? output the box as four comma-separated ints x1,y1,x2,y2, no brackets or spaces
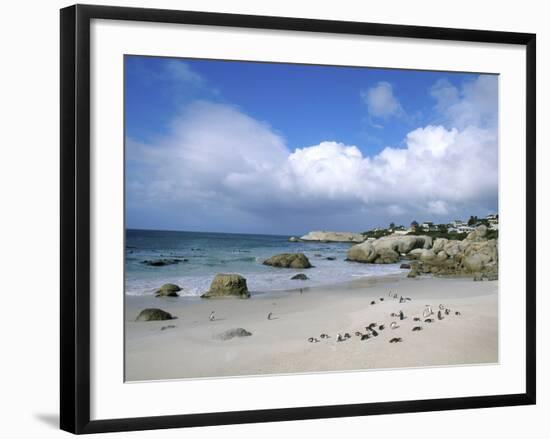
466,224,488,242
347,235,432,264
154,283,181,297
406,225,498,280
346,228,497,280
263,253,312,269
135,308,174,321
201,273,250,298
215,328,252,341
291,273,309,280
300,231,366,243
288,236,300,242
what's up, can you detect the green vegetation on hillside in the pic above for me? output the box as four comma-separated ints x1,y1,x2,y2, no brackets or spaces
361,229,392,239
361,227,498,242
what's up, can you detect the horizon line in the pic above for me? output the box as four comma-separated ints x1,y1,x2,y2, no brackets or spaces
125,227,297,237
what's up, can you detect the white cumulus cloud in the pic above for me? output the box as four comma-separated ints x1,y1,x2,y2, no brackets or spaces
127,75,498,231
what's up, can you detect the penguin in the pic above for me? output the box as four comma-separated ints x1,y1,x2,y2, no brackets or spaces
424,318,434,323
399,310,405,320
423,305,433,318
267,312,273,320
413,317,421,322
308,337,319,343
439,304,445,311
371,329,379,337
437,310,444,320
370,300,376,305
455,311,462,316
368,322,377,329
344,332,351,339
337,333,344,342
390,321,399,329
361,333,370,341
378,324,385,331
320,333,330,339
393,293,398,299
445,308,451,315
412,326,423,331
380,297,384,301
399,296,405,303
389,337,403,343
390,312,398,317
355,331,363,337
209,311,215,321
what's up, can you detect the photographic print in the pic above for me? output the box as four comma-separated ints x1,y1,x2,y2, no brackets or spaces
124,56,499,382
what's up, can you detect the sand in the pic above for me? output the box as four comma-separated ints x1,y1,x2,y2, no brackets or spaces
125,275,498,382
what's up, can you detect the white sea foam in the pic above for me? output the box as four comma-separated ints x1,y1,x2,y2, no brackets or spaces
125,259,404,297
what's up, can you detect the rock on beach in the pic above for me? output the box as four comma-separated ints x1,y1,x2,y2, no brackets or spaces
263,253,312,269
136,308,175,321
201,273,250,299
154,283,182,297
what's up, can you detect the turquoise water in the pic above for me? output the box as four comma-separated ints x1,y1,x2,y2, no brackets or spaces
125,229,403,296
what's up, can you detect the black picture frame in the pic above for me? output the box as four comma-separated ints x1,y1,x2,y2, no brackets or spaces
60,4,536,434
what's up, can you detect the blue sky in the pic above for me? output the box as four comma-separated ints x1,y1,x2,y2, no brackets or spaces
125,55,498,235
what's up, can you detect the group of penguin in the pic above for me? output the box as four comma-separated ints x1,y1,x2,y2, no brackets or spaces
307,290,462,344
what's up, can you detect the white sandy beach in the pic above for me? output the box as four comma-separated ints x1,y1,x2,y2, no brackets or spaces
125,275,498,381
126,276,498,381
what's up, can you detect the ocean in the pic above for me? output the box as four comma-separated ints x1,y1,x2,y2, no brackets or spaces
125,229,404,296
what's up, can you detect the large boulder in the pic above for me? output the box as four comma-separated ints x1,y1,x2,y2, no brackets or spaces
463,253,484,272
201,273,250,299
375,235,432,253
419,249,436,263
300,231,366,243
432,238,448,253
347,234,432,264
154,283,181,297
346,241,377,263
407,248,425,260
374,247,400,264
263,253,312,269
460,239,498,274
135,308,174,321
291,273,309,280
466,224,488,241
443,240,462,257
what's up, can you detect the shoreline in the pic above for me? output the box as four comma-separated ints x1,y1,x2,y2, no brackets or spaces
125,275,498,381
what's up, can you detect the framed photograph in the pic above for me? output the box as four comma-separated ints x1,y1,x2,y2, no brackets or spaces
60,4,536,434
